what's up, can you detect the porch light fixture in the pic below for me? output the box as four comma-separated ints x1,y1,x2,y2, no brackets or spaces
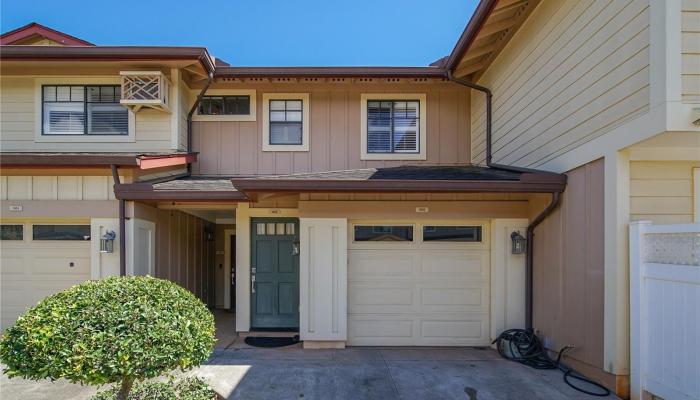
510,231,526,254
100,230,116,253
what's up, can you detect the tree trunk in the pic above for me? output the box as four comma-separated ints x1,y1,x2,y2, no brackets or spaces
116,376,133,400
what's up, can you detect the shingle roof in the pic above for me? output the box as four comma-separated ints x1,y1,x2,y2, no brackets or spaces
235,165,522,181
230,165,566,194
153,177,238,192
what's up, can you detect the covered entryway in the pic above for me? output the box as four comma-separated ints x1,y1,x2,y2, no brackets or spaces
1,222,91,330
347,221,490,346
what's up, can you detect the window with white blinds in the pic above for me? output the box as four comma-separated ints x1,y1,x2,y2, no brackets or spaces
269,99,303,145
42,85,128,135
367,100,420,153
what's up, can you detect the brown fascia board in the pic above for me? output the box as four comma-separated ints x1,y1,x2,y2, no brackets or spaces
444,0,499,71
0,153,197,168
114,183,248,201
0,22,95,46
0,46,216,74
215,66,447,78
230,176,566,194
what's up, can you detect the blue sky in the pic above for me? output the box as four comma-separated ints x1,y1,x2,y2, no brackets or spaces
1,0,477,66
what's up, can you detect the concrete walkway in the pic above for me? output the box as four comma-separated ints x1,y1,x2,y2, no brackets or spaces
1,345,615,399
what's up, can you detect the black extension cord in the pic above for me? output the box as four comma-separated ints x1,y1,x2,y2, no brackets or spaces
492,329,611,397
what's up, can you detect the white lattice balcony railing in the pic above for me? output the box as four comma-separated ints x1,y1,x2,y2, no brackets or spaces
120,71,170,113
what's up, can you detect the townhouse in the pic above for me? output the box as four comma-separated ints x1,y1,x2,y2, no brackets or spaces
1,1,698,398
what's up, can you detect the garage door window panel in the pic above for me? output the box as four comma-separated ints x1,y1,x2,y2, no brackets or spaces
0,225,23,240
423,226,482,242
354,225,413,242
32,225,91,241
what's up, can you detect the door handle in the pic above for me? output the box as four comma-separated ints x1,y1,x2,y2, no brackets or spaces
251,274,256,293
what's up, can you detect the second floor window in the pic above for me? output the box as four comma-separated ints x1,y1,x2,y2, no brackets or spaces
198,95,250,115
269,99,303,145
367,100,420,153
42,85,128,135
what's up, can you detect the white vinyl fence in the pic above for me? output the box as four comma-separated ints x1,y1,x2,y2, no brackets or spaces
630,221,700,400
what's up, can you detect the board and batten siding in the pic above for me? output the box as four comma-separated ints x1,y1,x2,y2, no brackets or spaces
471,0,651,168
531,159,610,387
0,76,174,152
155,209,214,304
682,0,700,102
191,83,470,176
630,160,700,223
0,176,118,201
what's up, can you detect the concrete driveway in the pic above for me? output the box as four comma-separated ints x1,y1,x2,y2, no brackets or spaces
1,346,615,400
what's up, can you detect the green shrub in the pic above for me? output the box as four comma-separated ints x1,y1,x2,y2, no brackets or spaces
91,377,215,400
0,276,216,400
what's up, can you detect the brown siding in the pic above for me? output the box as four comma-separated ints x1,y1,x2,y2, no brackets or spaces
155,209,214,304
531,159,611,386
191,82,470,176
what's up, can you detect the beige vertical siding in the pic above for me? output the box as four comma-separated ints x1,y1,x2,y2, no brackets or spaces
531,159,611,386
0,76,175,152
682,0,700,102
472,0,651,168
191,82,470,176
630,160,700,223
155,209,214,304
0,176,118,201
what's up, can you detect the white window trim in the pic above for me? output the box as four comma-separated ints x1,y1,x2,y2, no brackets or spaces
34,77,135,143
360,93,427,161
262,93,310,152
191,89,257,122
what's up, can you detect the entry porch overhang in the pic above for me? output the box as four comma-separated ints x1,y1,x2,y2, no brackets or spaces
230,165,567,194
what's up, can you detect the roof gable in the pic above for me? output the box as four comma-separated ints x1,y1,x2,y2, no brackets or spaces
0,22,93,46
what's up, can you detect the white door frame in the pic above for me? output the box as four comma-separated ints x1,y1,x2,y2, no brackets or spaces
223,228,236,310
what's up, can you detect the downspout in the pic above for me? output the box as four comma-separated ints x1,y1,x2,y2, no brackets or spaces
186,72,214,175
111,165,126,276
447,70,562,330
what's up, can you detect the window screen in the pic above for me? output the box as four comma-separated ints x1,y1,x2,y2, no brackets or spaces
198,96,250,115
354,225,413,242
367,100,419,153
0,225,23,240
269,100,303,145
32,225,91,241
42,85,127,135
422,226,482,242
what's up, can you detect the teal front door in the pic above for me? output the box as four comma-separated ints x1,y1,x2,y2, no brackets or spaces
251,218,300,330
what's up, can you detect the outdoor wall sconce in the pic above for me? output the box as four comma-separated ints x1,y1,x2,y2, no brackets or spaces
510,231,527,254
100,230,116,253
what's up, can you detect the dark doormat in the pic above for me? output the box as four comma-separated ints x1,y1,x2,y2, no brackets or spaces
244,335,300,348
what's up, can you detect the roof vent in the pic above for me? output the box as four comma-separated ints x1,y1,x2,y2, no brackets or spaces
120,71,170,113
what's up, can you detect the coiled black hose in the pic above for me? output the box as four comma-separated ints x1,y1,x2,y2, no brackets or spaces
492,329,611,397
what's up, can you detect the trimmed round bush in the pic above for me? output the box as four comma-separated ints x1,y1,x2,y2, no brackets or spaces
0,276,216,399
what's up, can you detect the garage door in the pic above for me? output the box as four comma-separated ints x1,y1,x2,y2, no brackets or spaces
1,223,91,330
347,222,490,346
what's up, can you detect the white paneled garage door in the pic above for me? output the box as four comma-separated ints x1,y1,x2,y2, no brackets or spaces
347,221,490,346
1,222,91,330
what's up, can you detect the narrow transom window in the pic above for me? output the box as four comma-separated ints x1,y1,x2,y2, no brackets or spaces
269,99,303,145
42,85,128,135
367,100,419,153
198,95,250,115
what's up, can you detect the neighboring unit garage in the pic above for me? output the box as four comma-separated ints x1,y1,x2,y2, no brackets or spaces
347,221,490,346
0,221,91,330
